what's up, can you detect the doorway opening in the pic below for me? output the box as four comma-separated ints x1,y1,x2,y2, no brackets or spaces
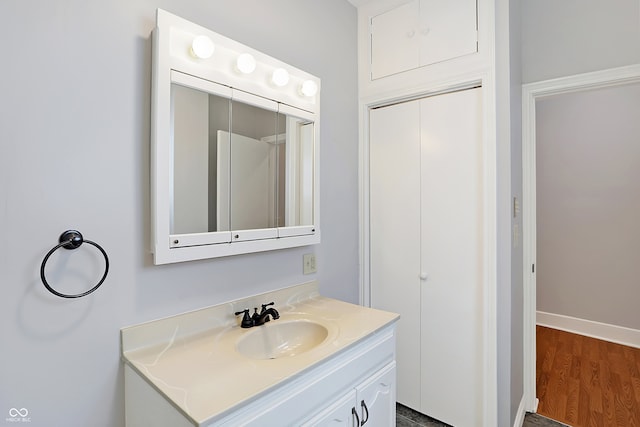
522,65,640,420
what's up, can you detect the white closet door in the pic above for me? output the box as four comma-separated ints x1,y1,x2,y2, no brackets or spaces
419,87,483,426
369,99,422,410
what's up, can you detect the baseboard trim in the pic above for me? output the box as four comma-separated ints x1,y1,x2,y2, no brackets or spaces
513,395,526,427
537,311,640,349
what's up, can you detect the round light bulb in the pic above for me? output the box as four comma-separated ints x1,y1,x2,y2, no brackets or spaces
271,68,290,87
236,53,256,74
300,80,318,97
191,35,215,59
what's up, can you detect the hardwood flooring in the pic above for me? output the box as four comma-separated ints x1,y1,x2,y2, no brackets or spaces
536,326,640,427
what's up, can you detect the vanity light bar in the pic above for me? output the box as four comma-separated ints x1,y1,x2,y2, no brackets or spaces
181,29,319,107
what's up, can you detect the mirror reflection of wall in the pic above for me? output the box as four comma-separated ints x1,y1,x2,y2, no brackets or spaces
171,83,229,234
172,84,215,234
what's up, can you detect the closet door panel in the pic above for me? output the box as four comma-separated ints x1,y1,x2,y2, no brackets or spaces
419,87,483,427
418,0,478,66
369,100,421,410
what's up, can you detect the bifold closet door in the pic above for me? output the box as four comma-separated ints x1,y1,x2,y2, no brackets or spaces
369,99,422,411
369,87,483,426
419,87,483,427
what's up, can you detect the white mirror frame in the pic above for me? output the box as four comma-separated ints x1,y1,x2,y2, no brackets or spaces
151,9,321,264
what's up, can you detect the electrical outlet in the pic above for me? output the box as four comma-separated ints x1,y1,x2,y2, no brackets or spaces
303,253,317,274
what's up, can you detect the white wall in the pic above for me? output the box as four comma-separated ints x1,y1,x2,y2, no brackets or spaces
0,1,358,426
536,82,640,330
521,0,640,83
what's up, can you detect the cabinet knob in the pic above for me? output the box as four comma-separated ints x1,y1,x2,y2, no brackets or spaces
420,272,429,281
406,29,416,38
420,26,431,36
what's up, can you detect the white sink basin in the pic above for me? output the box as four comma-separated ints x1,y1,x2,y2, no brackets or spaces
236,320,329,360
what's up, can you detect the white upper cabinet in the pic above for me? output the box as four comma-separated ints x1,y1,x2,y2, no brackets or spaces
369,0,478,80
371,1,421,79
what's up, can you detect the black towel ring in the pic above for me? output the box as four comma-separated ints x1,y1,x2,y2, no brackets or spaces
40,230,109,299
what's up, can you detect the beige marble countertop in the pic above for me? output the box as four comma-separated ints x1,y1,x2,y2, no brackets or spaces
121,281,398,425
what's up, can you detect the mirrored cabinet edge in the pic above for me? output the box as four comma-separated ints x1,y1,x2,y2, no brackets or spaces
150,9,321,264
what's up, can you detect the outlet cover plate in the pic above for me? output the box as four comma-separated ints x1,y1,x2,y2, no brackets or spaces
303,253,317,274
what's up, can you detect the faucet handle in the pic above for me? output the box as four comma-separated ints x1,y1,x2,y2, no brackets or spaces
251,307,261,323
234,309,254,328
260,302,275,313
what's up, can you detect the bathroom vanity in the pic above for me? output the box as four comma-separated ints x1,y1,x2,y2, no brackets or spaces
121,282,398,426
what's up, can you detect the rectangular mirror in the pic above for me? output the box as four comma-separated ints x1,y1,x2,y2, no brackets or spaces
170,75,316,245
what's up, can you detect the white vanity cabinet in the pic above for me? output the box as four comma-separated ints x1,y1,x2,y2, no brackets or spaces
121,282,399,427
370,0,477,79
124,325,396,427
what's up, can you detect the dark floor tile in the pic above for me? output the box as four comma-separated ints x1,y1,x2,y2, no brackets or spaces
396,403,452,427
397,413,421,427
396,406,569,427
522,413,570,427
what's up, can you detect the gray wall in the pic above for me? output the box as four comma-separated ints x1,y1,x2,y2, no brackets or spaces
521,0,640,83
503,1,640,424
522,0,640,330
509,0,524,425
0,1,358,426
536,83,640,330
496,0,524,425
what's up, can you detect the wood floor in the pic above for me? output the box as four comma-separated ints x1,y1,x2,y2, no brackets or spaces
536,326,640,427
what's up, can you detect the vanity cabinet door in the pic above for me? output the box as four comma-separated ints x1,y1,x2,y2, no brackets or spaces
354,362,396,427
301,362,396,427
300,390,356,427
370,0,477,80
